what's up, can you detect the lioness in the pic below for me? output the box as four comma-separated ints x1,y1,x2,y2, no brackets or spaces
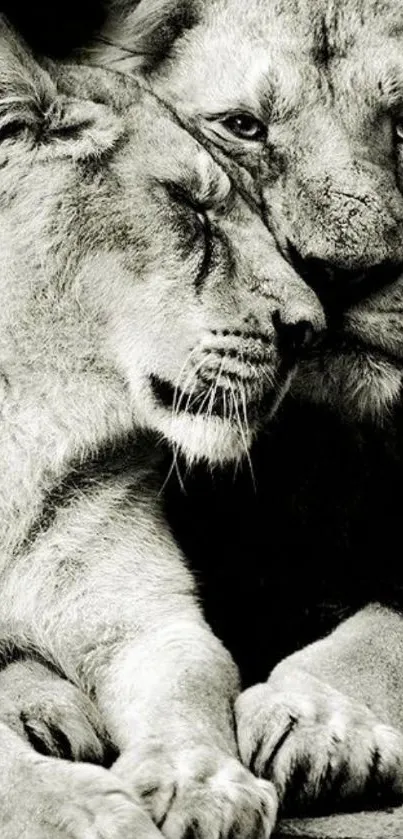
0,16,331,839
85,0,403,817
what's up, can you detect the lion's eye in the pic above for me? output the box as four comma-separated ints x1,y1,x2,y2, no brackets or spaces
219,113,267,142
395,120,403,143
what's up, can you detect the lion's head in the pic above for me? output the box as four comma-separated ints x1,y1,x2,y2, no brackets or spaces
96,0,403,419
0,17,325,467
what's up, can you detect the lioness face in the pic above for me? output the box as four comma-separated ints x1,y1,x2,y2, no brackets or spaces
103,0,403,417
0,21,324,465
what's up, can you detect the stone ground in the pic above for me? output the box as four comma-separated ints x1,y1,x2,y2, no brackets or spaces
274,808,403,839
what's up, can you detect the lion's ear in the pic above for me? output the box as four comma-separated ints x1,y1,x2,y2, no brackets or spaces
87,0,200,72
0,15,57,138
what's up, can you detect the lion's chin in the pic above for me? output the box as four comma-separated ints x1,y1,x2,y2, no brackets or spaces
293,350,403,421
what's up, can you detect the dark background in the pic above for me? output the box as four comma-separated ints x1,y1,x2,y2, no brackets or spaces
165,399,403,688
0,0,107,55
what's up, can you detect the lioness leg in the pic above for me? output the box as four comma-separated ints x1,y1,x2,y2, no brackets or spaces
6,481,277,839
0,718,161,839
236,604,403,814
0,659,110,763
84,549,277,838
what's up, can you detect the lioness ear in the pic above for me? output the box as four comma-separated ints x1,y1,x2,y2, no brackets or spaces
0,17,123,159
0,15,57,138
86,0,200,72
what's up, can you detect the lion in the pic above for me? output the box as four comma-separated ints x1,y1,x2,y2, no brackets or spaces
94,0,403,414
79,0,403,818
0,15,333,838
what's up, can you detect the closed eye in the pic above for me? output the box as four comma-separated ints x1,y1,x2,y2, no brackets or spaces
165,181,211,238
0,119,26,143
165,181,212,287
165,181,206,215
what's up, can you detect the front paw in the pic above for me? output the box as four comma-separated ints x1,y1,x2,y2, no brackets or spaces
0,660,110,764
8,755,162,839
113,745,277,838
235,671,403,814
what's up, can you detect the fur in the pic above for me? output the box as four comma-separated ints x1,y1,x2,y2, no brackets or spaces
0,15,338,839
86,0,403,818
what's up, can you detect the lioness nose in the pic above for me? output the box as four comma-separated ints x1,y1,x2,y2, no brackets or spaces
272,312,315,359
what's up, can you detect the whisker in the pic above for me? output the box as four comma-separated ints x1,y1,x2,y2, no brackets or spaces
175,355,206,417
183,373,201,416
240,383,256,491
206,356,225,420
159,452,178,496
195,381,214,421
172,446,186,492
228,379,255,483
223,384,228,425
171,348,199,417
92,35,155,58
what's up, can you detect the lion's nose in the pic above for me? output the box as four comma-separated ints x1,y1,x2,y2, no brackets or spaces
286,240,402,312
286,241,364,305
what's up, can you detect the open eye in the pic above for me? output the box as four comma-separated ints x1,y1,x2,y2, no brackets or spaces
218,112,267,142
395,120,403,143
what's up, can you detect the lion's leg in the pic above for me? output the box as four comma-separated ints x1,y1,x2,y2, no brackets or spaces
236,604,403,814
0,659,111,764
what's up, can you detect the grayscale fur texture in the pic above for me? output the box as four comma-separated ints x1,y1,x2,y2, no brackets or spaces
0,15,335,838
81,0,403,817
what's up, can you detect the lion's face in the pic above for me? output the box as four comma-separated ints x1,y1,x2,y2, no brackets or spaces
0,20,325,464
103,0,403,418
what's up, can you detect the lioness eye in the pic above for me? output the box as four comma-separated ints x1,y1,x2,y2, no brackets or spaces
219,113,267,142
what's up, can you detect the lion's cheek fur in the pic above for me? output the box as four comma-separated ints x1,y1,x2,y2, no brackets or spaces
293,352,403,420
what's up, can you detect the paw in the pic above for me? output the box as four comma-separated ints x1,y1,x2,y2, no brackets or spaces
113,745,278,838
235,671,403,814
0,660,111,764
4,754,162,839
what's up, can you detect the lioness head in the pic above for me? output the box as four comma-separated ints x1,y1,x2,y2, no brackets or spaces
0,18,325,466
97,0,403,418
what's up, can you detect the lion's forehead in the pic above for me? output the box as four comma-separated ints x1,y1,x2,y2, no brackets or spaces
211,0,402,48
255,0,403,53
265,1,403,103
195,0,403,128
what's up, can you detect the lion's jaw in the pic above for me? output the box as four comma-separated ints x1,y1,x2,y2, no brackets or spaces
291,274,403,421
